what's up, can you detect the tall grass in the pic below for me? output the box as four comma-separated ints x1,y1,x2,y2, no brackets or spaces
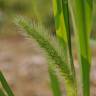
69,0,93,96
0,0,93,96
14,0,93,95
52,0,77,95
53,0,93,95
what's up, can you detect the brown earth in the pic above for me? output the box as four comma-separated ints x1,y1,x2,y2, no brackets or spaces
0,37,96,96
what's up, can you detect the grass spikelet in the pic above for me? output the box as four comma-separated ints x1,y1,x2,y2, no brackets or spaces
14,16,77,96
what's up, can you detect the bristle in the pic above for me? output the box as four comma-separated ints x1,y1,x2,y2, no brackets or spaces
14,16,75,94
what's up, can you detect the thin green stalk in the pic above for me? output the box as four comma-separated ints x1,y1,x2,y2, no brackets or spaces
0,71,14,96
0,89,6,96
69,0,93,96
61,0,77,86
52,0,77,95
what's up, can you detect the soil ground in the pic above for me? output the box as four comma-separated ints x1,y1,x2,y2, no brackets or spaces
0,37,96,96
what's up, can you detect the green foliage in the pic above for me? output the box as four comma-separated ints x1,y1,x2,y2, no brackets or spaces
0,89,6,96
14,0,93,95
52,0,77,95
0,0,93,96
69,0,93,96
52,0,67,42
0,72,14,96
15,16,77,96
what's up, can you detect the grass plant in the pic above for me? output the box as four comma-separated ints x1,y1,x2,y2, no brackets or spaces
0,0,93,96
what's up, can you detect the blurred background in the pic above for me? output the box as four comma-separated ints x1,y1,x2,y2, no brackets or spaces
0,0,96,96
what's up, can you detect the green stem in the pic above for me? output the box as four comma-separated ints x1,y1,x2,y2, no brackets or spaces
0,71,14,96
61,0,77,95
0,89,6,96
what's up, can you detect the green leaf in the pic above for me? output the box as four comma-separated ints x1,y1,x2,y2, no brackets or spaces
52,0,77,95
52,0,68,67
69,0,93,96
0,71,14,96
0,89,6,96
61,0,76,81
52,0,67,43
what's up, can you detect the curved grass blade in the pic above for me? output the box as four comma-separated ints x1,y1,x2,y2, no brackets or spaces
69,0,93,96
0,71,14,96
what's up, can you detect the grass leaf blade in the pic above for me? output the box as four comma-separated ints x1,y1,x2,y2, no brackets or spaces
0,71,14,96
61,0,76,81
52,0,67,43
69,0,93,96
53,0,77,95
0,89,6,96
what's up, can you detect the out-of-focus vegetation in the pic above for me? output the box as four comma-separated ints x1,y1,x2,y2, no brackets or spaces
0,0,54,37
92,1,96,39
0,0,96,38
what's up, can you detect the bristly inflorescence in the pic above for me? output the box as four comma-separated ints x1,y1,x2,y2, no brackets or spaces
14,16,67,66
14,16,76,95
